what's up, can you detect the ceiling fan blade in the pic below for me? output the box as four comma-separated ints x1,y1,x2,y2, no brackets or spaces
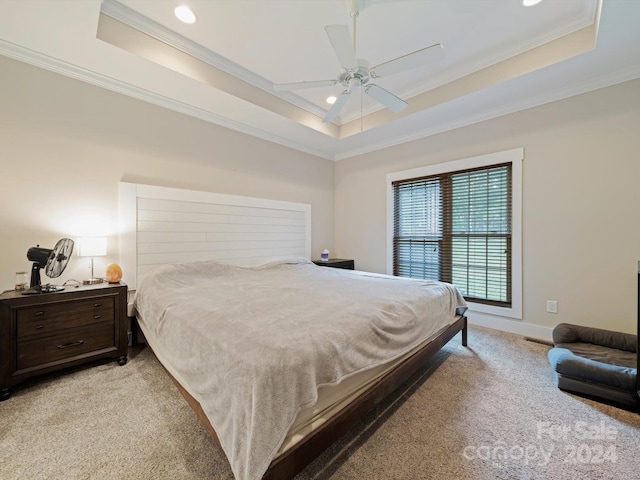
273,79,338,92
323,90,351,123
364,84,408,113
370,43,444,78
325,25,358,70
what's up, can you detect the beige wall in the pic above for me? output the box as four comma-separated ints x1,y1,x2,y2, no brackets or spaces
3,53,639,338
0,56,334,291
335,78,640,336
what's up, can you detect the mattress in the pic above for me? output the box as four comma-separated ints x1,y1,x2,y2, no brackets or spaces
276,317,456,455
133,257,466,480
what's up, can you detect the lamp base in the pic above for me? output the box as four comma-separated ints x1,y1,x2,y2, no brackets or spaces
83,278,103,285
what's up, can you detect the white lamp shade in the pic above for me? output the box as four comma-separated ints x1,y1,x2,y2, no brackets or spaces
77,237,107,257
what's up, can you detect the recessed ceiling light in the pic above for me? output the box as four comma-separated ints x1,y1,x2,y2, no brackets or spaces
326,96,337,105
522,0,543,6
175,5,197,24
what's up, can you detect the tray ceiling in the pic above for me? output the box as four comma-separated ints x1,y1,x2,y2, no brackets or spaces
1,0,639,160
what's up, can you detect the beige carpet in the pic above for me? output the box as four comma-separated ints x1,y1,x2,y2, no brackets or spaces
1,325,639,480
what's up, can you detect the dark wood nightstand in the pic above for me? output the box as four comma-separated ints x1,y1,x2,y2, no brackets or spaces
312,258,355,270
0,282,128,400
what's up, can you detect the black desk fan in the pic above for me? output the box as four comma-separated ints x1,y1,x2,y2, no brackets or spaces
24,238,74,294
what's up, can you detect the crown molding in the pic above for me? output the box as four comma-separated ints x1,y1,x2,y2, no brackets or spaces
3,33,638,163
334,64,640,161
0,38,335,161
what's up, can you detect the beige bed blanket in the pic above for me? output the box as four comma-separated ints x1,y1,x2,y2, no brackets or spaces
134,258,466,480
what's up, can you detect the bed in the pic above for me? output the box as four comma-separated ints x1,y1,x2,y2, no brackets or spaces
119,182,468,480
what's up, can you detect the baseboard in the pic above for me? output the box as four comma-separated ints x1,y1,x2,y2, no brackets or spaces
466,310,554,343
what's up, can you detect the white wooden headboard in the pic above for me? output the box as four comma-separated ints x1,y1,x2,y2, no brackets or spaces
119,182,311,290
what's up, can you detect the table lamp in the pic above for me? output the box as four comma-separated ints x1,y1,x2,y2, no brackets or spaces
77,237,107,285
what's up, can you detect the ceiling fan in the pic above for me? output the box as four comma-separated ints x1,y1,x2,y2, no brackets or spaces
273,0,444,123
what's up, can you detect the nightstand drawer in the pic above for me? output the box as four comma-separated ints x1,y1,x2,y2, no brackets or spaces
17,321,115,370
17,297,114,339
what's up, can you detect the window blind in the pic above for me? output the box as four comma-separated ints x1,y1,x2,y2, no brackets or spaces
392,163,512,306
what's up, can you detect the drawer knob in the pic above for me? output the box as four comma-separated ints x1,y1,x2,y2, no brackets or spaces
34,311,44,316
57,340,84,349
94,315,102,320
35,325,44,330
94,303,102,307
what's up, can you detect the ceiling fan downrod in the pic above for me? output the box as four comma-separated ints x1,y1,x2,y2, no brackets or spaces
349,4,359,58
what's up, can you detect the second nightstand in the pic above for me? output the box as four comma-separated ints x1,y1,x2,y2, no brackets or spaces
312,258,355,270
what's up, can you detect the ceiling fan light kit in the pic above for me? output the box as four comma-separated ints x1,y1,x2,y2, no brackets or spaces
273,2,444,123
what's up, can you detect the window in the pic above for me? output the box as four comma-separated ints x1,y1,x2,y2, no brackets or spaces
387,148,522,319
393,163,511,306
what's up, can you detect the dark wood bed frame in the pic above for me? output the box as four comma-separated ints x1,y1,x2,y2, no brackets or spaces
143,313,468,479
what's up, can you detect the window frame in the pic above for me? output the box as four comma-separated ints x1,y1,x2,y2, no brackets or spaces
386,148,523,320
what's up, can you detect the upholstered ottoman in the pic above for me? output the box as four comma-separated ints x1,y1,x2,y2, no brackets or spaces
548,323,638,408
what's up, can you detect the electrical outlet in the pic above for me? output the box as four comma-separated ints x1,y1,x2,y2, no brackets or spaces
546,300,558,314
